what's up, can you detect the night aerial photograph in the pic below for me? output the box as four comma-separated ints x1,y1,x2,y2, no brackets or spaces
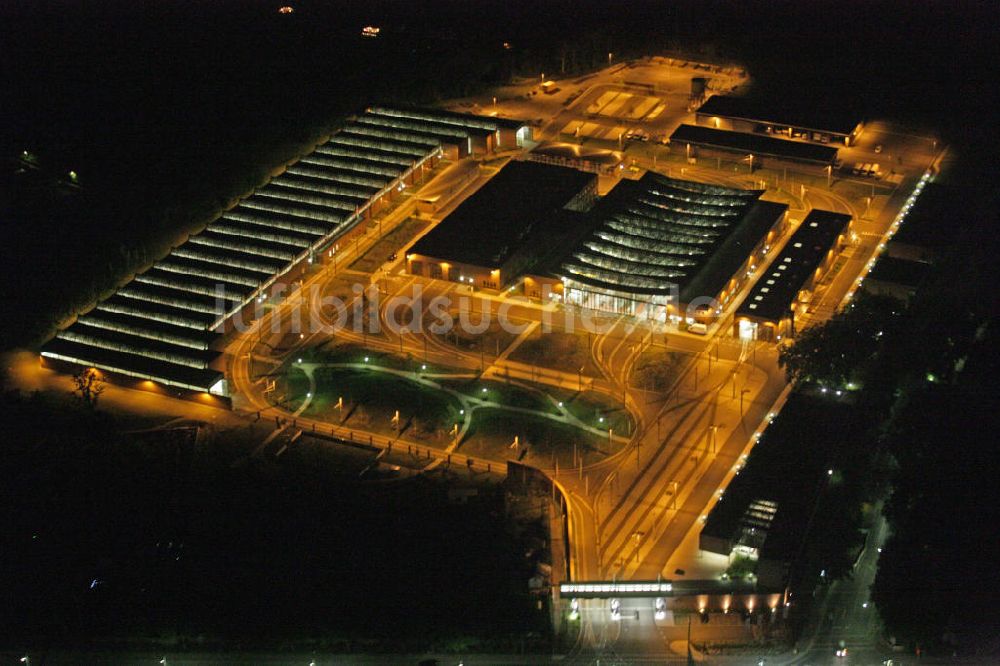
2,1,999,664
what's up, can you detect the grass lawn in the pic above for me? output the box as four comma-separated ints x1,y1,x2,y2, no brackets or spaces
440,377,554,413
556,388,635,438
460,408,616,468
630,349,687,392
289,366,463,445
509,330,602,376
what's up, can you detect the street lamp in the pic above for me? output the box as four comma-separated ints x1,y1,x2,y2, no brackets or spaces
708,423,721,453
632,531,644,562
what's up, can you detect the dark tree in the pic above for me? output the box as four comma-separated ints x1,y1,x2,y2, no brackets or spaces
778,293,903,387
71,367,105,409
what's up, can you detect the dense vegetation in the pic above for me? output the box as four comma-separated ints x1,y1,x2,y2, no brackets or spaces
779,174,1000,654
0,389,547,650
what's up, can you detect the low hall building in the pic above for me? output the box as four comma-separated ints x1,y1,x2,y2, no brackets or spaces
670,124,840,169
695,94,863,146
733,208,852,342
42,106,524,400
406,161,597,289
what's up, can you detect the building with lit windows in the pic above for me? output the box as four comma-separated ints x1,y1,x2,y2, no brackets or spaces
733,209,852,342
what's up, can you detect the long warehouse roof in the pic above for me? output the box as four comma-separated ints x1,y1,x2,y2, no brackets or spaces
696,94,862,136
671,124,840,165
43,106,527,392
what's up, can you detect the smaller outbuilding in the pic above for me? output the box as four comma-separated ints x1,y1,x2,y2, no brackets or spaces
862,255,930,301
671,124,840,168
734,209,852,341
695,94,863,146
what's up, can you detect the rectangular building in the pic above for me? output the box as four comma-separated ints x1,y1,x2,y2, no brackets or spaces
406,161,597,289
695,94,863,146
670,124,840,168
42,106,525,399
734,209,852,341
699,394,864,590
862,255,930,301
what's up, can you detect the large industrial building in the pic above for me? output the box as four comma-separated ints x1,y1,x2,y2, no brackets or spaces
733,208,852,341
554,172,789,323
695,94,863,146
42,106,531,398
408,165,791,325
407,161,597,289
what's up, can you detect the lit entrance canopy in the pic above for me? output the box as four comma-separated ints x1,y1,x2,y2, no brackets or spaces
559,580,673,598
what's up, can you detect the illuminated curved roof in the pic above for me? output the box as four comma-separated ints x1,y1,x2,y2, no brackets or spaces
558,173,781,300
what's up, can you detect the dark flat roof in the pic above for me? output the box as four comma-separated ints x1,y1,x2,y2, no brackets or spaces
867,255,930,288
697,94,861,136
702,393,865,563
671,124,839,164
737,209,850,322
412,161,595,268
